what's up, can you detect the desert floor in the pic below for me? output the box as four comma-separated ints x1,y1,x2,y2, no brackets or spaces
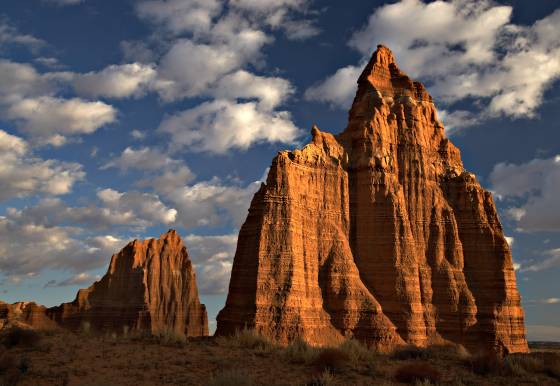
0,328,559,386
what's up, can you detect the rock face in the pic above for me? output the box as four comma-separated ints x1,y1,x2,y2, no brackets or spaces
216,45,528,353
48,230,208,338
0,301,58,331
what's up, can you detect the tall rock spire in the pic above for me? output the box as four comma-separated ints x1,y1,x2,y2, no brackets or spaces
217,45,528,353
49,230,208,338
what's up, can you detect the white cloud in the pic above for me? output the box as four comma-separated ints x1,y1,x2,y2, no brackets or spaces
185,233,237,294
0,130,84,201
304,65,361,108
97,188,177,225
0,60,119,145
306,1,560,129
103,146,178,172
0,217,126,277
0,19,45,51
214,70,294,110
136,0,223,35
163,177,261,229
131,129,146,140
159,99,300,153
520,249,560,273
490,155,560,231
34,57,65,70
230,0,306,12
70,63,157,99
44,272,100,288
505,236,515,247
154,34,269,101
544,298,560,304
6,96,116,146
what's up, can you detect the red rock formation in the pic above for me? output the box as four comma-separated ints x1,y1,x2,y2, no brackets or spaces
217,45,528,353
0,301,58,331
48,230,208,338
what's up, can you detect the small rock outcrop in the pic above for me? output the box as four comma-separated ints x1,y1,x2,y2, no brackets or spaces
49,230,208,337
216,45,528,353
0,301,58,331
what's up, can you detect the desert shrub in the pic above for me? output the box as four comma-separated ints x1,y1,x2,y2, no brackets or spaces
233,328,273,351
425,343,470,360
207,369,254,386
0,327,41,349
504,353,544,376
338,339,371,365
392,345,430,360
465,353,503,375
156,328,186,346
283,338,319,364
306,370,336,386
80,321,91,336
536,352,560,380
394,362,442,384
313,348,350,373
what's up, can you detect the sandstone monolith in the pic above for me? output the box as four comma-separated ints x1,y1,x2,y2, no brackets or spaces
217,45,528,354
48,230,208,337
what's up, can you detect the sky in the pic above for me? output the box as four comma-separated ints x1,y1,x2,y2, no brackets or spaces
0,0,559,341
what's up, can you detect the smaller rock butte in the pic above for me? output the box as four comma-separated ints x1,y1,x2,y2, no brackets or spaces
216,45,528,354
1,230,208,338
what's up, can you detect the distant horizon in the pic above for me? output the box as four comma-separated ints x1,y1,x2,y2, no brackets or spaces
0,0,559,343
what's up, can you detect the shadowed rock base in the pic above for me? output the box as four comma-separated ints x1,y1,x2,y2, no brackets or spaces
216,45,528,354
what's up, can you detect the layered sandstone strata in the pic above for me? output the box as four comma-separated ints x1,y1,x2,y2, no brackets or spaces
0,301,58,330
48,230,208,338
217,45,528,353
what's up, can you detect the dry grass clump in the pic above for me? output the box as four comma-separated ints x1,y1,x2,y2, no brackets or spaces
338,339,372,365
312,348,350,374
306,370,337,386
425,343,470,360
465,353,503,375
394,362,442,384
155,328,187,346
0,327,41,349
283,338,320,364
216,328,275,352
207,369,254,386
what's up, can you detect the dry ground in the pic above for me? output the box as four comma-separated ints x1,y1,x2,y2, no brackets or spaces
0,327,559,386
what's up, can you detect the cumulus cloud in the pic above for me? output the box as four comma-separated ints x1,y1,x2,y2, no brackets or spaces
490,155,560,231
0,130,84,201
185,233,237,294
97,188,177,226
154,34,269,101
136,0,223,35
44,272,100,288
103,146,179,172
159,99,300,153
164,177,261,229
0,60,119,145
6,96,116,146
305,65,362,107
520,249,560,273
0,19,45,51
70,63,157,99
0,217,126,278
305,0,560,130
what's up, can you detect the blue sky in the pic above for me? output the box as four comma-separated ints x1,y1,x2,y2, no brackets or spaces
0,0,559,341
